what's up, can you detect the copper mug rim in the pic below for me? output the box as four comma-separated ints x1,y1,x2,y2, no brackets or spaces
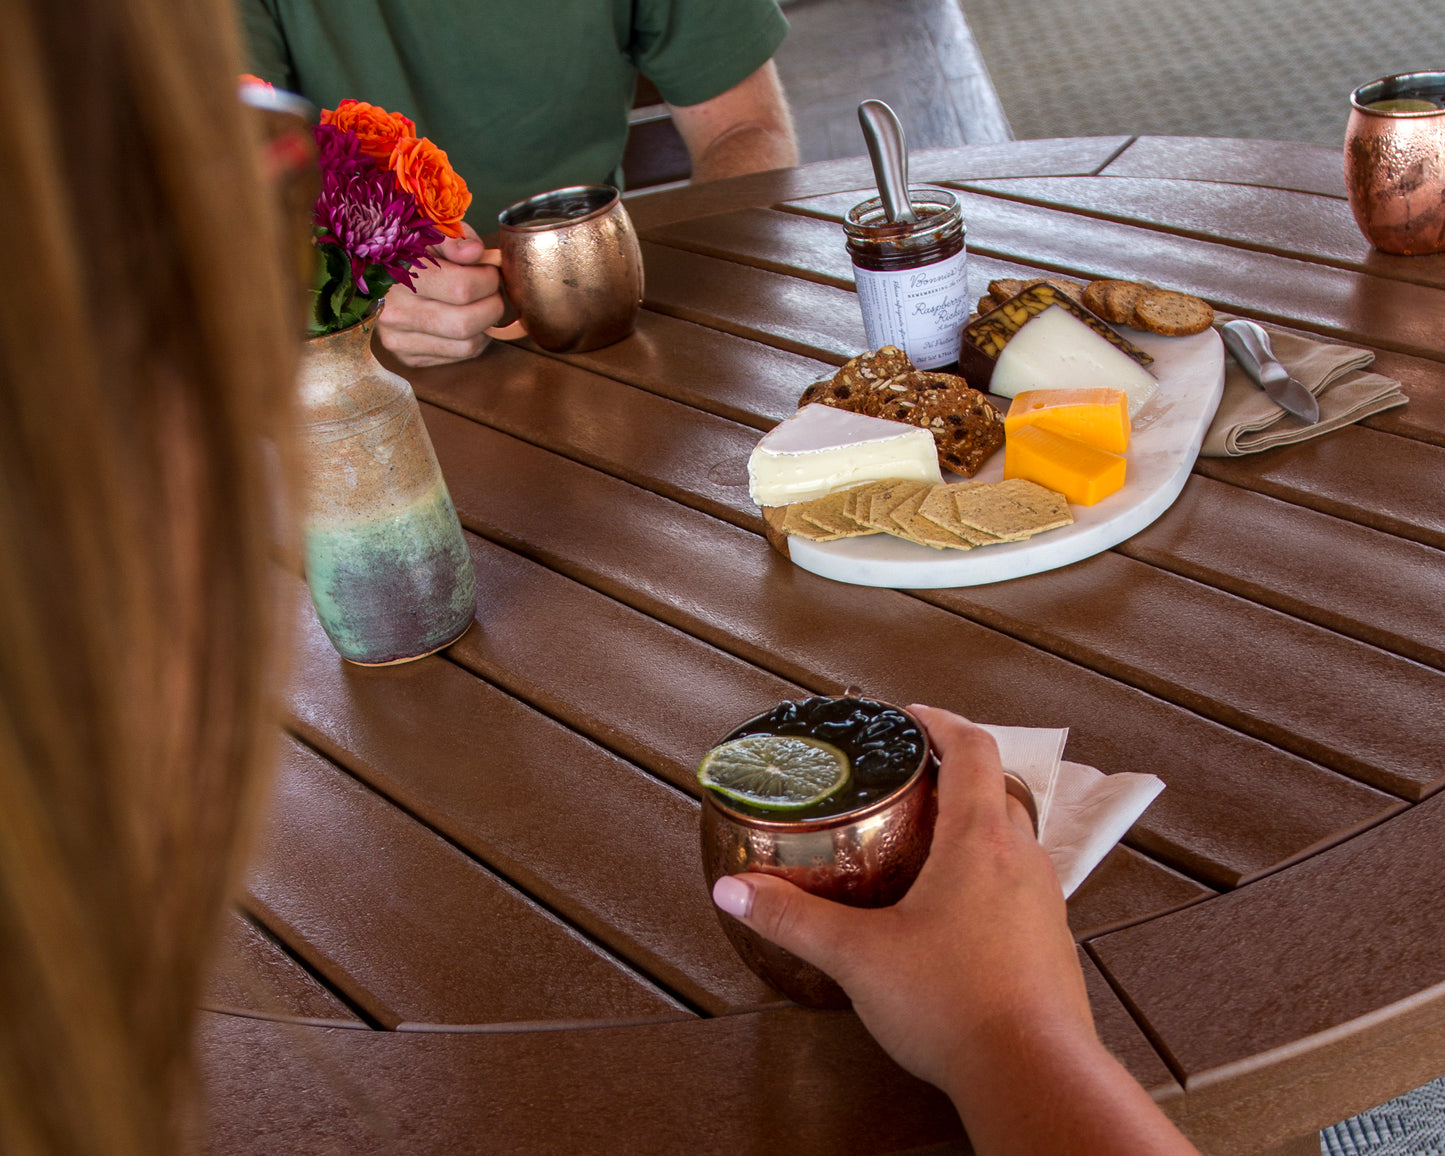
704,696,936,833
496,184,621,233
703,693,1038,835
1350,71,1445,117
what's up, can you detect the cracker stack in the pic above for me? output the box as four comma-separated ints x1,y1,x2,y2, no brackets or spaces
777,476,1072,551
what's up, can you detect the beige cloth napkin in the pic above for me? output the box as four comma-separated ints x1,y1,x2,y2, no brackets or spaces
981,725,1163,899
1202,324,1407,457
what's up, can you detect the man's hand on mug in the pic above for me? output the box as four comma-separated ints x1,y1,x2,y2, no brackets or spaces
375,222,506,367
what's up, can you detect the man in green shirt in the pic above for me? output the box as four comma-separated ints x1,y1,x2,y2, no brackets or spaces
242,0,798,364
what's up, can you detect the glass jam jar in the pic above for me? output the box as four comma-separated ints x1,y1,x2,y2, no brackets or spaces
844,188,968,371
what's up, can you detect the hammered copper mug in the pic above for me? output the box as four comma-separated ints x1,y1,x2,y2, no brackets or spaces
481,184,644,352
699,694,1037,1009
1345,71,1445,255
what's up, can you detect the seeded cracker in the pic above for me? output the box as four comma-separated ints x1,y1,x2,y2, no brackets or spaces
800,488,877,537
842,481,884,523
918,483,1002,546
890,488,979,550
885,488,934,533
906,387,1006,478
862,479,932,530
991,478,1073,531
782,502,849,541
952,478,1073,541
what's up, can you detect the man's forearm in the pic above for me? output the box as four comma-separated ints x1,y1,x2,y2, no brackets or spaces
669,60,799,184
689,119,799,182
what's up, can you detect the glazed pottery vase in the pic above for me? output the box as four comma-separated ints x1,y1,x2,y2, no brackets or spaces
297,308,476,665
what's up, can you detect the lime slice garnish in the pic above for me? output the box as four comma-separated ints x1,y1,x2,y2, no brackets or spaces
1366,98,1440,113
698,734,850,811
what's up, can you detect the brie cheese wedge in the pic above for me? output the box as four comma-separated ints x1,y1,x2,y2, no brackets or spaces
748,404,942,506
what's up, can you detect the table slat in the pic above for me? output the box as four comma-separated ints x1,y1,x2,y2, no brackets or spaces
1067,846,1212,940
247,736,690,1028
414,342,764,534
542,310,834,427
1100,137,1349,198
1119,476,1445,673
1194,427,1445,550
645,207,858,288
204,910,363,1026
1089,789,1445,1080
198,1009,970,1155
450,534,802,792
924,550,1445,800
640,240,867,360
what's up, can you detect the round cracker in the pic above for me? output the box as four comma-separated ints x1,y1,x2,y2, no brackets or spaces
1133,289,1214,337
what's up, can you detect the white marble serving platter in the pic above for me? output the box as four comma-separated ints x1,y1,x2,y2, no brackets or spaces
785,326,1225,589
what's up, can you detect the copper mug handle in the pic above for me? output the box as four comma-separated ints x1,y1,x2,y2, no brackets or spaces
1002,771,1039,835
478,247,528,341
478,184,643,352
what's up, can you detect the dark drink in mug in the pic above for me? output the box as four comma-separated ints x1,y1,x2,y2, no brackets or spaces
698,694,938,1008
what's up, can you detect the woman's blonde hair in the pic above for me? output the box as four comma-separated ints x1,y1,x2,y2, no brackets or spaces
0,0,296,1151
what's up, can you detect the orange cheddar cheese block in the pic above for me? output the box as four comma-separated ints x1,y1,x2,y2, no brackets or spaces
1004,425,1125,506
1003,388,1131,455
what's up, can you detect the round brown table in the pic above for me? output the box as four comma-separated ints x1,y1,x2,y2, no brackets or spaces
202,136,1445,1156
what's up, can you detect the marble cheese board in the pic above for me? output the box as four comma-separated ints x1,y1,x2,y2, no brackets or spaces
784,326,1225,588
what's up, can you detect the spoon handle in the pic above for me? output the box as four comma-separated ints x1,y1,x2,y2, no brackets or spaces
857,100,918,224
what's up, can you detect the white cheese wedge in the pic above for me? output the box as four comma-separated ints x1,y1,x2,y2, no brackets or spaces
989,305,1159,418
747,404,942,506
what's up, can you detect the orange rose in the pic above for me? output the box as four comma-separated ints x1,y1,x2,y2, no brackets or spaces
388,136,472,238
320,99,416,165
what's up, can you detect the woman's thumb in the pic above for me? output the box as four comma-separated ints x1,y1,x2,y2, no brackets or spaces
712,873,855,973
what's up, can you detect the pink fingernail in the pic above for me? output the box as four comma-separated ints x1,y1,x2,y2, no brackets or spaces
712,875,754,919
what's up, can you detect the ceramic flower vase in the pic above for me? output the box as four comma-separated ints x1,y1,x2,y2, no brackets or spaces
297,308,476,665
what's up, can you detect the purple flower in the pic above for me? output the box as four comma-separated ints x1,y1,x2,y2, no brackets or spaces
314,123,369,175
313,163,443,294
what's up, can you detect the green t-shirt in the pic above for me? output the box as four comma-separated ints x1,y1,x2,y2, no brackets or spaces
241,0,789,229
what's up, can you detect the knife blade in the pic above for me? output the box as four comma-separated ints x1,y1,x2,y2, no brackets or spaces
1220,319,1321,424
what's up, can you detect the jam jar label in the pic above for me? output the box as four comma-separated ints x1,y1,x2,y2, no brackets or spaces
852,248,969,370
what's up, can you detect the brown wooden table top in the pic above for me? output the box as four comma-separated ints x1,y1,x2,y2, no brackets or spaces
202,136,1445,1156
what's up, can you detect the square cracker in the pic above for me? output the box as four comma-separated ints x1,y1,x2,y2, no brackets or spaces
799,488,877,537
918,483,1001,546
990,478,1073,532
952,478,1074,541
860,479,932,530
781,502,850,541
892,490,978,550
843,480,891,522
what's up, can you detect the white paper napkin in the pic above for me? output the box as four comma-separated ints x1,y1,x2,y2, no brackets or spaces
980,724,1068,833
979,726,1164,898
1044,761,1165,898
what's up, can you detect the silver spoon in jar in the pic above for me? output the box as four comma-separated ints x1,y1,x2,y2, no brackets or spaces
857,100,918,224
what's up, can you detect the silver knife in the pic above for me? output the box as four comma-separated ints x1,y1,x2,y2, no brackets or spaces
1220,319,1321,424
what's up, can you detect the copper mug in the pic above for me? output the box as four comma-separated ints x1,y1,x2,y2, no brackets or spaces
481,184,644,352
699,693,1037,1009
1345,72,1445,255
